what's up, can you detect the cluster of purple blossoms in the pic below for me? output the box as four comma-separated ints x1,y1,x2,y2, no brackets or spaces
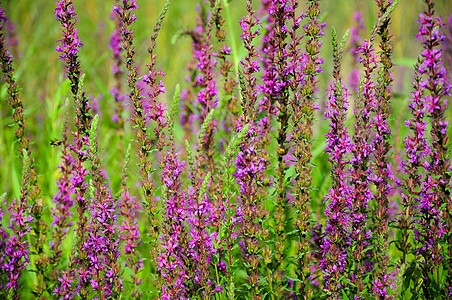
412,0,450,269
54,0,83,72
158,151,189,298
195,42,219,124
321,75,353,297
233,124,267,296
186,183,223,296
348,38,378,297
2,198,33,296
85,189,121,297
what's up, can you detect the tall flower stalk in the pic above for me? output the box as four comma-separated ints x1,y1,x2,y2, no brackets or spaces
371,0,396,297
349,39,377,300
412,1,450,296
292,1,324,297
321,28,351,299
274,1,291,278
86,115,122,298
114,0,161,272
233,1,271,298
0,7,46,297
54,0,93,297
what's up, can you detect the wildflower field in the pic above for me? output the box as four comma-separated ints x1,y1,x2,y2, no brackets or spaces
0,0,451,299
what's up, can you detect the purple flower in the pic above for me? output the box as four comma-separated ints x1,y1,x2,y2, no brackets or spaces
322,76,352,296
2,198,33,296
54,1,83,63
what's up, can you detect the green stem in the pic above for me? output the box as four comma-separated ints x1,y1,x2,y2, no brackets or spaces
267,268,275,300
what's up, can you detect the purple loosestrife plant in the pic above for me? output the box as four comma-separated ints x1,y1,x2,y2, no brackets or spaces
292,1,324,296
412,1,451,296
347,4,397,298
180,113,224,298
233,126,268,299
349,39,377,300
155,74,189,298
371,0,396,298
85,115,122,298
0,8,46,297
55,0,93,297
398,48,429,300
264,1,294,293
114,0,161,273
158,151,189,299
321,28,352,299
143,4,185,297
233,2,272,298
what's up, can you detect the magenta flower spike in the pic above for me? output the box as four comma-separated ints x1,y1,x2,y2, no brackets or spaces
54,0,93,297
370,1,396,297
410,1,451,295
321,29,352,299
349,37,378,298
